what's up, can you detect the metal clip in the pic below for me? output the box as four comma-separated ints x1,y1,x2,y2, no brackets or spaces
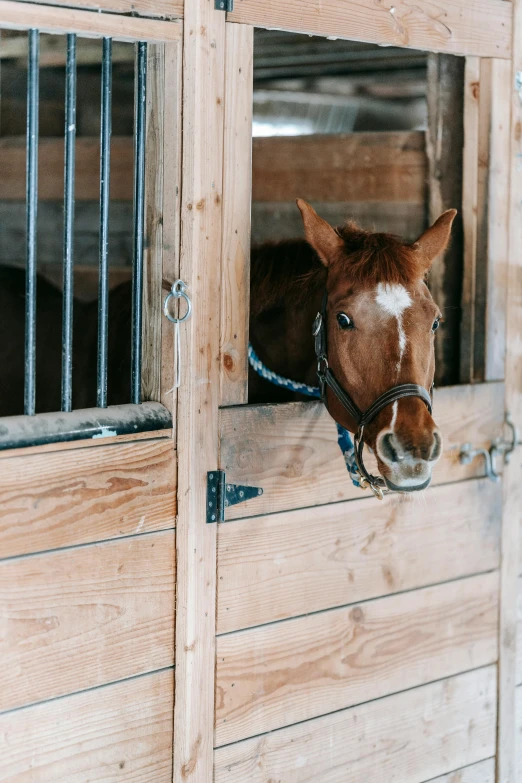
459,442,500,482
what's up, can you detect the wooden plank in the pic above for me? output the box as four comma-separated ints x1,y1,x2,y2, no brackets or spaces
426,54,464,387
0,531,175,711
215,572,498,745
228,0,512,59
252,131,426,204
0,1,182,41
220,381,505,519
142,44,166,405
6,0,182,19
159,42,183,411
217,478,501,634
0,437,175,558
516,576,522,686
0,137,133,201
517,685,522,781
219,23,253,407
497,1,522,777
251,200,426,245
484,58,511,382
460,56,480,385
172,2,225,782
0,669,173,782
473,59,493,384
214,666,497,783
426,759,495,783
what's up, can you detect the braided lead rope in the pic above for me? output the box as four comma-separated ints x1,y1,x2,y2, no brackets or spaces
247,343,361,488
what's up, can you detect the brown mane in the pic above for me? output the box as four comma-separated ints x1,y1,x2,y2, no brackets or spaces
250,222,423,318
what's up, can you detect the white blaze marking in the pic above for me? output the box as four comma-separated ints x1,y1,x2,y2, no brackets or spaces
390,400,398,432
375,283,412,373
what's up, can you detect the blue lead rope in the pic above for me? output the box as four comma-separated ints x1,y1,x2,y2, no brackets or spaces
248,343,361,488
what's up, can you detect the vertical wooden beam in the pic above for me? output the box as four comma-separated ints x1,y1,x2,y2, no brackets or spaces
426,53,465,388
219,22,253,407
473,58,493,383
142,40,182,415
160,40,183,412
142,43,165,405
485,58,511,382
497,2,522,779
460,56,480,385
173,5,225,783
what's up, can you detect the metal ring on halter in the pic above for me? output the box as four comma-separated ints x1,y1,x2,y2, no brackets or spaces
164,279,192,324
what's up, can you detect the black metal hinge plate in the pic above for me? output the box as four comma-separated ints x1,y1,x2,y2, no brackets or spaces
215,0,233,10
207,470,263,522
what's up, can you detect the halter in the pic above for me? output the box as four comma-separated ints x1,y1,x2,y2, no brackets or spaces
313,292,433,496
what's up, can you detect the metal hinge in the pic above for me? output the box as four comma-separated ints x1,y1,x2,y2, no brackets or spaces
207,470,263,523
459,412,521,482
215,0,233,10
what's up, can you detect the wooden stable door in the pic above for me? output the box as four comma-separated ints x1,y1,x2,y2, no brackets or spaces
203,9,522,783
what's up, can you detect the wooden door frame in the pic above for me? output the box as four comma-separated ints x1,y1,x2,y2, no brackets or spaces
175,2,522,782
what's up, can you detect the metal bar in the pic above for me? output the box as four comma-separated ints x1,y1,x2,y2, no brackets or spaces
97,36,112,408
24,29,39,416
61,33,77,412
0,402,172,451
131,40,147,405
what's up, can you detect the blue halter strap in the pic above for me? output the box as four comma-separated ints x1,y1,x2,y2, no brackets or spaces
248,343,362,489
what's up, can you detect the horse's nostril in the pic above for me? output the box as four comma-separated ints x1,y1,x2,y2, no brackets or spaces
430,431,442,462
380,432,399,463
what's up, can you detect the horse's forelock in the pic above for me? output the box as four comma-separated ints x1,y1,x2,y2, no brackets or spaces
335,224,424,285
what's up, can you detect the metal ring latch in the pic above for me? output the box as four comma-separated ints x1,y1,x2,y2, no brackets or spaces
164,279,192,324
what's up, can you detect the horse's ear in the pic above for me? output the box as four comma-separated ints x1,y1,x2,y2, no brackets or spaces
412,209,457,270
296,199,344,267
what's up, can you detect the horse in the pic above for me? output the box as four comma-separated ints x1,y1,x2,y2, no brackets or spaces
0,265,131,417
249,199,456,493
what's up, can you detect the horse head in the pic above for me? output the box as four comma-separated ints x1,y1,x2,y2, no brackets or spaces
297,199,456,493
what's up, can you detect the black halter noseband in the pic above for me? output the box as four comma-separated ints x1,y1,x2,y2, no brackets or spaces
313,293,433,497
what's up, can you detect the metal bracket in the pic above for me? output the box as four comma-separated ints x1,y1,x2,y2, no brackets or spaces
207,470,263,523
459,412,521,482
215,0,233,10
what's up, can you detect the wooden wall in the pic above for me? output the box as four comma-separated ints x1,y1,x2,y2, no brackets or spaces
0,431,177,781
214,386,503,781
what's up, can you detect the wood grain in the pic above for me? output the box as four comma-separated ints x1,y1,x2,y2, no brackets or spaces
516,576,522,686
0,437,176,558
497,1,522,777
172,2,225,781
0,0,182,40
426,53,464,387
460,56,480,385
426,759,495,783
142,44,166,405
0,531,175,711
159,41,182,412
473,58,493,383
252,131,426,204
219,23,253,407
228,0,512,59
217,478,501,634
0,669,174,782
220,382,505,519
0,137,133,201
484,58,511,382
214,666,497,783
215,572,498,745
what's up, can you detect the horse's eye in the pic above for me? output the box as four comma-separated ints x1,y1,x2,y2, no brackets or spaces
432,317,441,332
337,313,354,330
